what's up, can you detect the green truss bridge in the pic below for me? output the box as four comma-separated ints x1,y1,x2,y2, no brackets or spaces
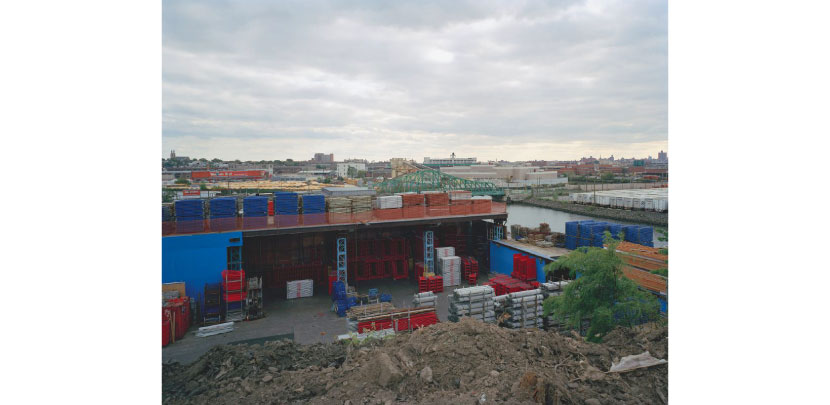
375,170,505,197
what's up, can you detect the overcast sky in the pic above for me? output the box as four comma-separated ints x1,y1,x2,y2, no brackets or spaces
163,0,667,162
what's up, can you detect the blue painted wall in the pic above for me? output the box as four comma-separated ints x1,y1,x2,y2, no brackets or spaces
162,232,243,307
489,241,549,283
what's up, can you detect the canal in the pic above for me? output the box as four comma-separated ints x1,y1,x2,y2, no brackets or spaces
505,204,668,248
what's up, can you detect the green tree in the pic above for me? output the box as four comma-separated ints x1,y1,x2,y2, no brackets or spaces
199,182,208,191
174,178,191,186
601,172,615,182
543,232,660,342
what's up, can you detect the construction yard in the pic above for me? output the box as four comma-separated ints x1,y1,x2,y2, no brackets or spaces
162,318,668,404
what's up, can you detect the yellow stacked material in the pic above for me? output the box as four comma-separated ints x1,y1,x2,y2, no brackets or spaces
199,181,345,192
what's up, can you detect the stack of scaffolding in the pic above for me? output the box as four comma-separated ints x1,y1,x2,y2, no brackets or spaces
375,195,403,209
327,197,351,213
448,285,495,323
502,289,544,329
412,291,437,308
274,192,299,215
301,194,326,214
471,196,492,213
286,279,313,299
438,256,461,287
350,196,372,213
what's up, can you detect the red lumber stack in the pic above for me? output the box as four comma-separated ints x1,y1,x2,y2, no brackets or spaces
424,192,449,206
400,193,425,207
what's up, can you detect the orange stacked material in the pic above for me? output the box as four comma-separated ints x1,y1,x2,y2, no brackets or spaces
622,255,665,272
424,192,449,206
374,208,403,221
427,206,450,216
449,201,472,215
622,266,667,293
402,205,425,218
400,193,425,207
616,242,668,262
471,197,492,213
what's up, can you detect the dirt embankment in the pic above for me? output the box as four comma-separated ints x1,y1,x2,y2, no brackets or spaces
512,199,668,227
163,319,667,404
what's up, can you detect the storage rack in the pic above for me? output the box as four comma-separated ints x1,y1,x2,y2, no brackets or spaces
223,270,246,322
203,283,221,325
246,276,264,320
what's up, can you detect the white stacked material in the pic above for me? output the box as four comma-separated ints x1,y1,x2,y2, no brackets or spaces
438,256,461,287
540,281,570,298
435,247,455,258
196,322,235,337
503,289,544,329
412,291,437,308
448,190,472,200
448,286,495,323
327,197,352,213
349,196,373,212
163,291,180,300
337,328,395,341
570,188,668,212
471,195,492,201
375,195,403,209
286,279,314,299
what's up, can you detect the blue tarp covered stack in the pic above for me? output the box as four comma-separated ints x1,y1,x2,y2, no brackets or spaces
565,220,655,249
301,194,326,214
274,192,299,215
209,197,237,219
242,196,269,217
174,199,204,220
565,221,579,249
623,225,640,244
174,199,205,233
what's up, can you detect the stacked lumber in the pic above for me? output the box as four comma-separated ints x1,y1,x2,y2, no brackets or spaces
448,285,495,323
346,302,397,319
424,192,449,206
471,196,492,213
412,291,437,308
350,196,372,213
438,256,461,287
399,193,425,207
326,197,351,213
502,289,544,329
286,279,313,299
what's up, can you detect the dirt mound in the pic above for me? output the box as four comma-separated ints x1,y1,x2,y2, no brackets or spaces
163,320,667,404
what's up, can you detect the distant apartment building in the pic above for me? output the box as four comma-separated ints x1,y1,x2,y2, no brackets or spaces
337,162,366,178
440,164,565,188
313,153,334,163
657,150,668,162
423,153,477,168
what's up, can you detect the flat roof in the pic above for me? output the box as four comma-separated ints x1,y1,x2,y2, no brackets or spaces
493,239,571,260
163,203,507,238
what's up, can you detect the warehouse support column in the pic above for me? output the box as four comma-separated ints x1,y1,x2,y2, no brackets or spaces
424,231,434,274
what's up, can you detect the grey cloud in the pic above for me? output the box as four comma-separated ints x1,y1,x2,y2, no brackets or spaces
163,0,667,160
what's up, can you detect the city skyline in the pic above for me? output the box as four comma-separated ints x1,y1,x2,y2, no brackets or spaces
163,0,667,161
